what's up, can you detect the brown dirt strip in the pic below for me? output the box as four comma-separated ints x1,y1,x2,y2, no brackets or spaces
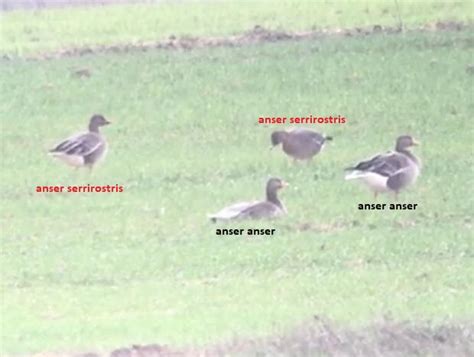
197,317,474,357
26,317,474,357
3,21,471,61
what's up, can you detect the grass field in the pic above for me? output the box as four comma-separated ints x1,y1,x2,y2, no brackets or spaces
1,0,473,56
1,0,474,355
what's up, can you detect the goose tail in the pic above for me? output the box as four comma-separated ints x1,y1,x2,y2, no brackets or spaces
344,170,367,181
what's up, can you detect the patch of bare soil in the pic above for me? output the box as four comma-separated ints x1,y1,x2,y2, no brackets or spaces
62,317,474,357
195,317,474,357
5,21,471,61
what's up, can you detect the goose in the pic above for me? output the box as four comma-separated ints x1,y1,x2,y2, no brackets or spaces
209,178,288,222
49,114,110,169
345,135,421,199
271,128,332,162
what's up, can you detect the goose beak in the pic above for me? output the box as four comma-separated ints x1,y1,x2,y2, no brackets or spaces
412,139,420,146
281,180,289,188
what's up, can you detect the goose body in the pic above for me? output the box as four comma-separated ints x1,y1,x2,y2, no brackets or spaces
209,178,288,222
49,114,110,169
345,135,421,198
271,128,332,161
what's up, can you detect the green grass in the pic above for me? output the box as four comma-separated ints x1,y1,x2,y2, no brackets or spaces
1,0,473,56
1,27,473,353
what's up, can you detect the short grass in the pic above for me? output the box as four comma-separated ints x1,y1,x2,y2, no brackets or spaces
1,0,473,56
1,26,473,353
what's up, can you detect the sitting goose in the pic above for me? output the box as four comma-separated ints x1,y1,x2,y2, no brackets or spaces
271,128,333,162
344,135,421,198
209,177,288,222
49,114,111,169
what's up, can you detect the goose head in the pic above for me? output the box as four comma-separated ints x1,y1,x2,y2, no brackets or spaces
395,135,419,152
266,177,288,204
89,114,111,132
270,131,289,148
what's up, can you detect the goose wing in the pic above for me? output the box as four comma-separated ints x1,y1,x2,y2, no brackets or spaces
50,132,103,157
291,128,326,145
238,201,284,219
208,201,260,221
347,151,409,178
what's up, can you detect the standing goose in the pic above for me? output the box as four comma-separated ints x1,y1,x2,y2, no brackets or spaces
49,114,111,169
209,178,288,222
344,135,421,198
271,128,333,162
